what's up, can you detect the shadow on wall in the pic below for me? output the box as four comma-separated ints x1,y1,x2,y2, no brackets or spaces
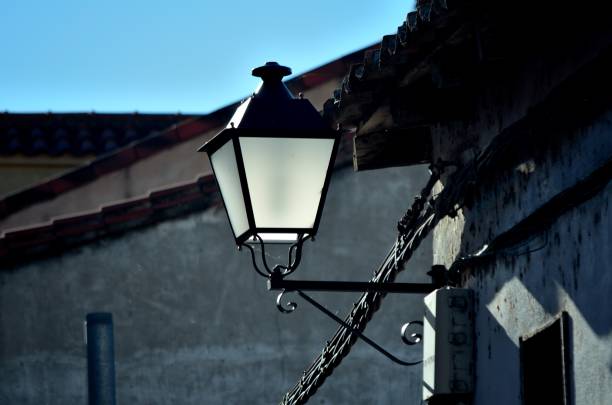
458,169,612,335
446,117,612,404
458,184,610,404
454,112,612,336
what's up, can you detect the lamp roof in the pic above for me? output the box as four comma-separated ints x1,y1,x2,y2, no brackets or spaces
198,62,330,152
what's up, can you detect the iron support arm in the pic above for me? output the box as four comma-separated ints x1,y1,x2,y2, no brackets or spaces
268,275,437,294
295,290,422,366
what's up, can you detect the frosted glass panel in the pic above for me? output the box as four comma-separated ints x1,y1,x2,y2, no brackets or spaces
210,141,250,238
239,137,335,229
248,233,299,244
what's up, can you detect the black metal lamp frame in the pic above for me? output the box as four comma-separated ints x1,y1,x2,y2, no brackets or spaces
198,62,340,245
240,233,441,367
199,62,436,367
201,129,339,245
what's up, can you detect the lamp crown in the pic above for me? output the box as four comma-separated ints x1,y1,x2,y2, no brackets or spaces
252,62,292,82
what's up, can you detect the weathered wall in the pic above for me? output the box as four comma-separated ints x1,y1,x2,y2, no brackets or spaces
0,164,432,404
465,184,612,404
431,30,612,405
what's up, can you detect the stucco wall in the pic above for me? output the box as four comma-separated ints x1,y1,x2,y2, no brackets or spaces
465,184,612,404
0,164,432,404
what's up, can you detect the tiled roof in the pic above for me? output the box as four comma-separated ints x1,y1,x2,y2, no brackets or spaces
323,0,462,126
0,112,191,157
0,116,226,221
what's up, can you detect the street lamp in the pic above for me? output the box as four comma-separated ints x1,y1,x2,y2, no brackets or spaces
199,62,338,245
198,62,438,365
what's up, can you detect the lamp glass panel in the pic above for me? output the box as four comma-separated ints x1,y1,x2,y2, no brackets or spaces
247,233,299,244
239,137,335,229
210,140,250,238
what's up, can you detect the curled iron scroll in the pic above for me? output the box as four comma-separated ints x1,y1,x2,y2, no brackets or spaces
400,321,423,345
276,290,298,314
239,233,311,279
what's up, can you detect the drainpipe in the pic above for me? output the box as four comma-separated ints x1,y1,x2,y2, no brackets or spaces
85,312,116,405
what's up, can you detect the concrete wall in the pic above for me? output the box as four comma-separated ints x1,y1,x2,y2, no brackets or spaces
431,31,612,405
0,164,432,404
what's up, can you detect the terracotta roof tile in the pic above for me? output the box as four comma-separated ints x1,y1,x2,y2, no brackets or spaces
324,0,460,126
0,112,189,158
101,198,154,227
5,224,55,250
53,212,104,238
149,182,204,210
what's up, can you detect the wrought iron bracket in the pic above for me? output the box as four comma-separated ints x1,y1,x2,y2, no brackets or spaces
268,270,438,367
277,289,423,366
240,237,446,367
267,272,439,294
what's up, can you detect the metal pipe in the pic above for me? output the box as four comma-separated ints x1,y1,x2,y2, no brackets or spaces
85,313,116,405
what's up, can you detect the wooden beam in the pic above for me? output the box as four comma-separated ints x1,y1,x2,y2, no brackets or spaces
353,127,431,171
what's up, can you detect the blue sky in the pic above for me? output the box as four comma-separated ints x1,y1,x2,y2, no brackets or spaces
0,0,414,114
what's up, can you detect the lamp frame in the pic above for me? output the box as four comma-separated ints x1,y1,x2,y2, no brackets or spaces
197,62,449,368
203,127,340,245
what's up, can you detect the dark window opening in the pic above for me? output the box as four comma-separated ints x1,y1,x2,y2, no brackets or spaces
520,312,571,405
